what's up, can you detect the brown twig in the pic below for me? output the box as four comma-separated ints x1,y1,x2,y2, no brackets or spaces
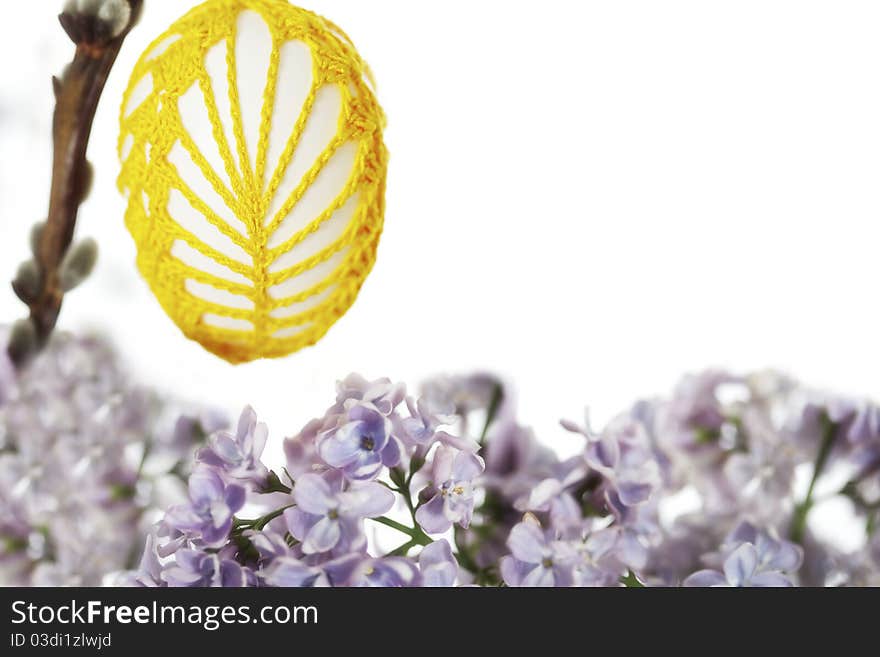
8,0,143,367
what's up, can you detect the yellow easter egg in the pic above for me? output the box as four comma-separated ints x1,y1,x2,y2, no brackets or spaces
117,0,387,364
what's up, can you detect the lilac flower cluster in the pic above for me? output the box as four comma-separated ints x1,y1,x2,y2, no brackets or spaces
0,328,225,586
126,369,880,587
683,521,803,587
131,374,480,587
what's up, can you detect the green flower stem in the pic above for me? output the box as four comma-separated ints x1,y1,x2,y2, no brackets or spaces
135,437,153,480
373,515,418,537
400,486,419,519
621,571,645,588
840,482,880,511
837,482,880,538
374,515,431,545
790,415,837,544
387,472,424,528
387,539,419,557
374,514,432,558
479,383,504,446
235,505,295,533
375,475,432,557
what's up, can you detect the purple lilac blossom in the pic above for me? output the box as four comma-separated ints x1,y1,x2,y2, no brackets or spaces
847,402,880,444
163,548,256,588
420,373,503,419
196,406,269,489
283,417,325,478
399,396,456,446
419,539,459,587
661,370,740,449
0,328,225,586
262,554,362,588
346,557,421,587
285,473,394,554
416,446,485,534
164,468,245,548
332,374,406,417
684,543,795,587
318,403,401,481
500,520,579,587
105,369,880,588
684,522,802,587
708,522,803,572
484,419,558,500
562,411,660,514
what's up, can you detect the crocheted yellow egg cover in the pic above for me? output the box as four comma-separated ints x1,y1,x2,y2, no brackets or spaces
117,0,387,364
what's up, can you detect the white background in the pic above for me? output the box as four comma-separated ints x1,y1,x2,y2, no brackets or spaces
2,1,880,464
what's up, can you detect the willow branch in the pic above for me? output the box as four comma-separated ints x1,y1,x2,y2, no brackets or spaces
8,0,143,367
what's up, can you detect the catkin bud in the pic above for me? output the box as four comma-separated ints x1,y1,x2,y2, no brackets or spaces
7,318,38,365
96,0,132,37
59,238,98,292
62,0,132,42
12,260,40,304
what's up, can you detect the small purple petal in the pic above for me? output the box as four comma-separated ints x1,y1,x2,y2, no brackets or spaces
724,544,758,586
452,451,485,482
507,522,546,564
683,570,728,587
434,431,481,453
522,565,556,587
263,558,322,587
431,446,455,484
415,494,452,535
521,479,564,512
419,540,457,587
381,437,402,468
749,572,795,587
616,530,648,570
340,482,395,518
318,425,362,467
224,484,246,514
616,480,654,507
284,507,318,543
188,468,223,504
500,557,534,587
321,554,366,586
302,516,342,554
586,436,620,470
347,451,384,481
767,542,803,573
293,473,334,515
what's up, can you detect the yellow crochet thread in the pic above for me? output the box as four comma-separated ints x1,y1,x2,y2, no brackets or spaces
117,0,387,364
